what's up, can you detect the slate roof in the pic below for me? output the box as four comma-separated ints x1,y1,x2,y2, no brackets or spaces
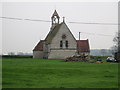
45,23,62,44
33,40,44,51
76,40,90,52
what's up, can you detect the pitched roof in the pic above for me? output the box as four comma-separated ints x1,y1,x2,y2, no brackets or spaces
33,40,44,51
76,40,90,52
45,22,76,44
45,23,62,44
33,40,90,52
51,10,60,18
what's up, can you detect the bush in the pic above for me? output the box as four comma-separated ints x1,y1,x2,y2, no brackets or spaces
2,55,33,59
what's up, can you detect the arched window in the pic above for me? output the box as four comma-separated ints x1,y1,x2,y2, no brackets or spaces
60,41,63,48
66,40,68,48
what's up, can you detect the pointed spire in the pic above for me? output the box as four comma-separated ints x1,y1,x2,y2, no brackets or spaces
51,10,60,18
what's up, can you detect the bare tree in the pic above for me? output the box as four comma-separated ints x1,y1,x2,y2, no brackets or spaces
118,32,120,52
113,32,118,48
110,32,120,62
110,32,118,55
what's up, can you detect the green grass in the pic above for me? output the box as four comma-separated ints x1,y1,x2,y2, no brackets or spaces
2,58,118,88
0,59,2,89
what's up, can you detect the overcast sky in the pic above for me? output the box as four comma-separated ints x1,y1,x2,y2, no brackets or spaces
1,2,118,54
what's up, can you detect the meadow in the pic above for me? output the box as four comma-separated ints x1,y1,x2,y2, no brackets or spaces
2,57,119,88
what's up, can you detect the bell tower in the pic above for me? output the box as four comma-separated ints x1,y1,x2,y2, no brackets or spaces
51,10,60,30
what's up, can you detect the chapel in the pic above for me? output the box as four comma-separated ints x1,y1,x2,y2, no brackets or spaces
33,10,90,59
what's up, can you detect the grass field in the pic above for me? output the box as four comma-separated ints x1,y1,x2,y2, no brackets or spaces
2,58,118,88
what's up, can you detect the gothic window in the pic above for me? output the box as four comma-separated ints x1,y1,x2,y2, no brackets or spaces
60,41,63,48
66,40,68,48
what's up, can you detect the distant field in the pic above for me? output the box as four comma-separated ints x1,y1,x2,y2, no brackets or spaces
2,58,118,88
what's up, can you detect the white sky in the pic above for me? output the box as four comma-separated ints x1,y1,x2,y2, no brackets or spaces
0,1,119,54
